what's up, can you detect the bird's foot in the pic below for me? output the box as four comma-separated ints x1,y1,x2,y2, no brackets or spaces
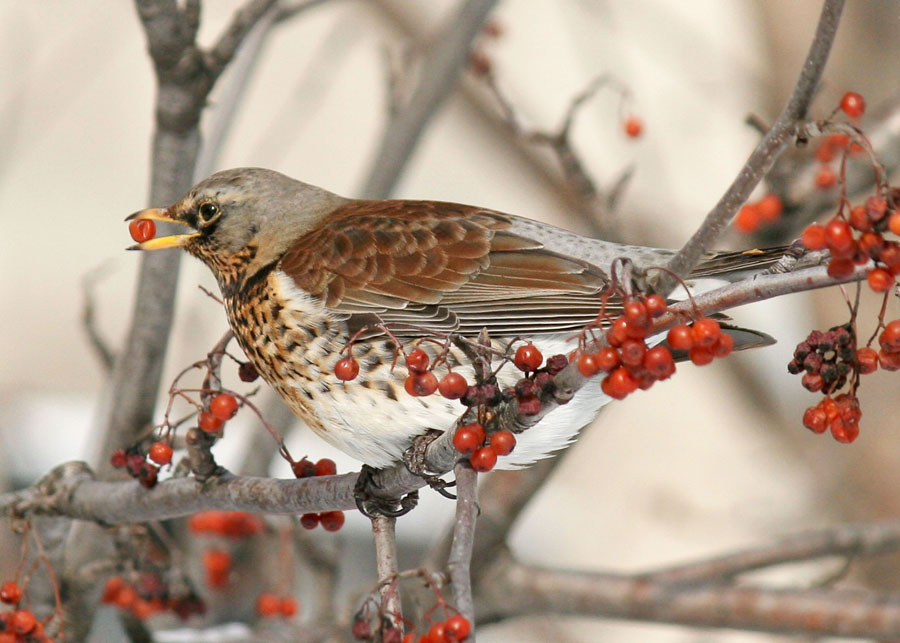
354,464,419,518
403,429,457,500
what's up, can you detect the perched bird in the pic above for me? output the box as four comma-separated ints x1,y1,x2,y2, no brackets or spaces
128,168,779,469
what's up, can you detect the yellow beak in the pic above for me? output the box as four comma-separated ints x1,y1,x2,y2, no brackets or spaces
125,207,200,250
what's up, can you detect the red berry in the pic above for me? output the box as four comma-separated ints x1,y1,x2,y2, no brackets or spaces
644,294,667,317
210,393,239,420
803,406,828,434
848,205,871,232
128,219,156,243
623,300,649,327
439,372,468,399
816,140,836,163
619,339,646,367
238,361,259,382
595,346,621,371
470,446,498,472
148,441,173,465
280,597,299,617
642,346,675,380
801,372,824,392
734,204,761,233
427,622,448,643
604,367,638,400
831,418,860,444
256,592,281,617
881,320,900,349
577,353,600,377
666,324,694,351
889,211,900,236
453,426,483,454
291,457,317,478
623,116,643,138
110,449,127,468
204,549,231,575
815,167,837,189
859,231,884,258
840,91,865,118
880,242,900,271
0,581,21,605
103,577,126,603
198,411,224,433
444,614,472,641
827,257,855,279
879,349,900,372
320,510,345,532
405,371,439,396
712,333,734,358
801,223,828,250
11,609,36,635
335,357,360,381
824,218,855,255
514,344,543,371
607,317,629,346
867,267,894,292
757,194,783,223
689,345,715,366
856,347,879,374
490,430,516,456
691,318,721,348
314,458,337,476
406,348,430,374
299,513,320,530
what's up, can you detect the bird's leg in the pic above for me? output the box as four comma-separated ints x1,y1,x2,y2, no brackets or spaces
354,465,420,518
403,429,457,499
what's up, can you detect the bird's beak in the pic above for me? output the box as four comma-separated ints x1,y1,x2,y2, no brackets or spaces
125,207,200,250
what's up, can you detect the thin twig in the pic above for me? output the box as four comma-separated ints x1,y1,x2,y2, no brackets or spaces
371,515,402,632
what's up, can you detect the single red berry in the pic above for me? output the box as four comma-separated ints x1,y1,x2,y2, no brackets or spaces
453,426,483,454
102,577,126,603
148,441,173,466
889,211,900,236
867,267,894,292
595,346,621,371
110,449,127,468
0,581,21,605
801,223,828,250
623,116,643,138
803,405,828,434
689,345,715,366
619,338,647,367
439,372,468,399
603,367,638,400
299,513,320,530
734,204,760,233
644,294,667,318
210,393,239,420
815,167,837,189
256,592,281,617
335,356,360,381
607,317,629,346
827,257,855,279
840,91,865,118
114,583,138,609
801,372,824,393
691,318,721,348
879,349,900,371
666,324,694,351
712,333,734,358
848,205,871,232
291,457,317,478
856,347,879,374
623,300,649,327
825,218,855,255
859,231,884,258
643,345,675,380
577,353,600,377
128,219,156,243
280,597,299,617
405,371,439,397
406,348,430,374
757,194,783,223
882,320,900,349
203,548,231,575
238,361,259,382
427,622,448,643
11,609,36,635
831,418,860,444
320,510,345,532
444,614,472,641
198,411,224,433
514,344,543,371
490,430,516,456
314,458,337,476
470,446,498,472
880,243,900,271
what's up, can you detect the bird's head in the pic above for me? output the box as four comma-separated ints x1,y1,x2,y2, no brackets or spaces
127,167,348,288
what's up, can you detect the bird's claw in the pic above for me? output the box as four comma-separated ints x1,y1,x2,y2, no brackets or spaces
354,464,419,518
403,429,456,499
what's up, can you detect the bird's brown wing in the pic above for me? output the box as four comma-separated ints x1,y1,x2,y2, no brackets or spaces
277,200,610,337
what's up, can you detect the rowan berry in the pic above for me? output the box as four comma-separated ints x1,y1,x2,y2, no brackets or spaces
712,333,734,358
427,622,448,643
691,318,721,347
439,372,468,399
291,457,317,478
198,411,224,433
644,294,667,317
801,223,827,250
517,395,542,415
596,346,621,371
689,345,715,366
666,324,694,351
0,581,21,605
757,193,783,223
300,513,320,530
815,167,837,189
320,510,345,532
256,592,281,617
335,357,360,381
735,204,760,233
619,338,646,367
490,430,516,456
514,343,543,371
470,446,498,472
643,345,675,379
880,320,900,350
11,609,36,635
848,205,871,232
238,361,259,382
577,353,600,376
444,614,472,641
803,405,827,434
866,196,887,221
129,219,156,243
406,348,430,374
824,218,854,255
856,347,879,374
315,458,337,476
827,258,855,279
110,449,127,468
624,116,643,138
148,441,173,465
607,317,629,346
210,393,238,420
623,300,649,327
405,371,438,396
453,425,483,454
840,91,865,118
280,597,299,617
889,211,900,236
604,367,638,399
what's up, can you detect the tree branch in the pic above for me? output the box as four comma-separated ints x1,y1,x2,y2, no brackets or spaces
447,464,478,630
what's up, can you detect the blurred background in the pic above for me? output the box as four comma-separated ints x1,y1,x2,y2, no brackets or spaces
2,0,900,641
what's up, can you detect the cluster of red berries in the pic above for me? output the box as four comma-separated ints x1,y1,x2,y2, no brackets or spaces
801,194,900,286
110,448,160,489
734,194,784,234
403,615,472,643
289,456,346,531
452,422,516,473
0,581,53,643
504,343,568,416
255,592,299,619
812,92,866,190
188,511,264,538
802,394,862,443
198,392,240,434
128,219,156,243
102,575,205,621
335,348,471,401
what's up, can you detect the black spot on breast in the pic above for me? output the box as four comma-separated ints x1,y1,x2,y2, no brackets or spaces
381,382,398,401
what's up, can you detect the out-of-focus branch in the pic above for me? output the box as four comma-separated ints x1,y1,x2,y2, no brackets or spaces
81,265,116,372
447,464,478,630
361,0,498,198
661,0,845,288
372,515,402,634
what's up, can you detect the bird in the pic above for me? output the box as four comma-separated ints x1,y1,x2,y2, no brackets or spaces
127,167,781,470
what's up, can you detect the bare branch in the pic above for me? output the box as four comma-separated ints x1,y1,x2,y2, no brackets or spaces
372,515,402,632
447,463,477,630
80,265,116,372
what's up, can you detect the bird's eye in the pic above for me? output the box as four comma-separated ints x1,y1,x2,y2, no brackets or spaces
198,202,220,223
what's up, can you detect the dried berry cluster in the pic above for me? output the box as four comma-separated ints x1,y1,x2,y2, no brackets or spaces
110,447,160,489
102,575,205,621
